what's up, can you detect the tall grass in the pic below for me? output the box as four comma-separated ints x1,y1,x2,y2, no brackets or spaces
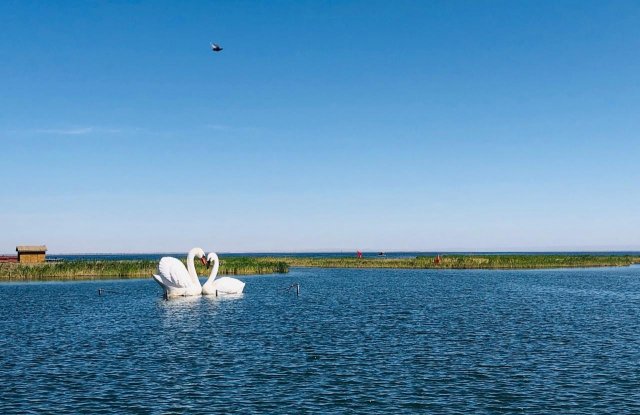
257,254,640,270
0,255,637,281
414,254,640,269
0,257,288,281
217,257,289,275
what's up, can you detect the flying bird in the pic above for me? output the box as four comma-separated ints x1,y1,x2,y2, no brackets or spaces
210,43,223,52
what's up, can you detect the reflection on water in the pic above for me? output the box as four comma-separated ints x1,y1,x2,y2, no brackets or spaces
158,294,245,328
159,295,202,307
202,293,245,301
157,295,204,329
2,267,640,413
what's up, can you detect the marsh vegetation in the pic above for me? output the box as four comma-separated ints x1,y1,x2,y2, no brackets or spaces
257,254,640,270
0,257,289,281
0,254,637,281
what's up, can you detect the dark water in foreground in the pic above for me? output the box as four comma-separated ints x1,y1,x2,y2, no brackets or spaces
2,266,640,413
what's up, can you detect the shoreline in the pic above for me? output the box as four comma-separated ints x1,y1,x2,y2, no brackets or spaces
0,254,638,282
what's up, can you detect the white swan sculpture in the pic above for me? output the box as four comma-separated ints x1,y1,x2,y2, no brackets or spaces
153,248,206,298
202,252,245,295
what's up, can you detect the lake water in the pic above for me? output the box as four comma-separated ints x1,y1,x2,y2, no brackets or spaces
2,266,640,413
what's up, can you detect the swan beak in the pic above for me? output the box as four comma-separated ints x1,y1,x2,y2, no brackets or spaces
205,259,211,269
200,256,207,267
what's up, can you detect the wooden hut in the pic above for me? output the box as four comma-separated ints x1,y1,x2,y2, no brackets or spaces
16,245,47,263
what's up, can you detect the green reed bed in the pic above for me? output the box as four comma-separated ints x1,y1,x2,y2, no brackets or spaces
413,254,640,269
0,255,636,281
0,258,289,281
218,257,289,275
257,254,640,270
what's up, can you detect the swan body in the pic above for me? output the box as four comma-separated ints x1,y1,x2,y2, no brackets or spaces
153,248,206,297
202,252,245,295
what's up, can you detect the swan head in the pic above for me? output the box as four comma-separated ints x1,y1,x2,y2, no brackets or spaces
191,247,207,266
206,252,219,269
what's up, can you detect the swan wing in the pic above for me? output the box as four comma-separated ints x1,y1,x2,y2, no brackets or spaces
157,257,192,288
214,277,245,294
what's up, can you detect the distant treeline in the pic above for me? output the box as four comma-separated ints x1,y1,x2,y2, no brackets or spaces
0,254,638,281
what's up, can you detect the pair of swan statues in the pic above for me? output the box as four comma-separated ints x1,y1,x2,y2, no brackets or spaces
152,247,245,298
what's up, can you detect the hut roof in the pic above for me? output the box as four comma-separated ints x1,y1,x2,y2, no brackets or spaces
16,245,47,253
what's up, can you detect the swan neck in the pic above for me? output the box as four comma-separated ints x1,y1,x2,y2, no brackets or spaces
186,248,201,287
203,254,220,291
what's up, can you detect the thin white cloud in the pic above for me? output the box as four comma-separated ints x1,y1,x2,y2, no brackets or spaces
32,127,94,135
206,124,231,131
6,126,142,136
205,124,258,133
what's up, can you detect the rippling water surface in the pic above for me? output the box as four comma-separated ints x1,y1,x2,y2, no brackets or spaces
2,266,640,413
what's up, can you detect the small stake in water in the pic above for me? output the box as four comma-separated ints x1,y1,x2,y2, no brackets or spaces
282,283,300,297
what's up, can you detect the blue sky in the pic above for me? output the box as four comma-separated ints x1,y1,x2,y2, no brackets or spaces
1,1,638,253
